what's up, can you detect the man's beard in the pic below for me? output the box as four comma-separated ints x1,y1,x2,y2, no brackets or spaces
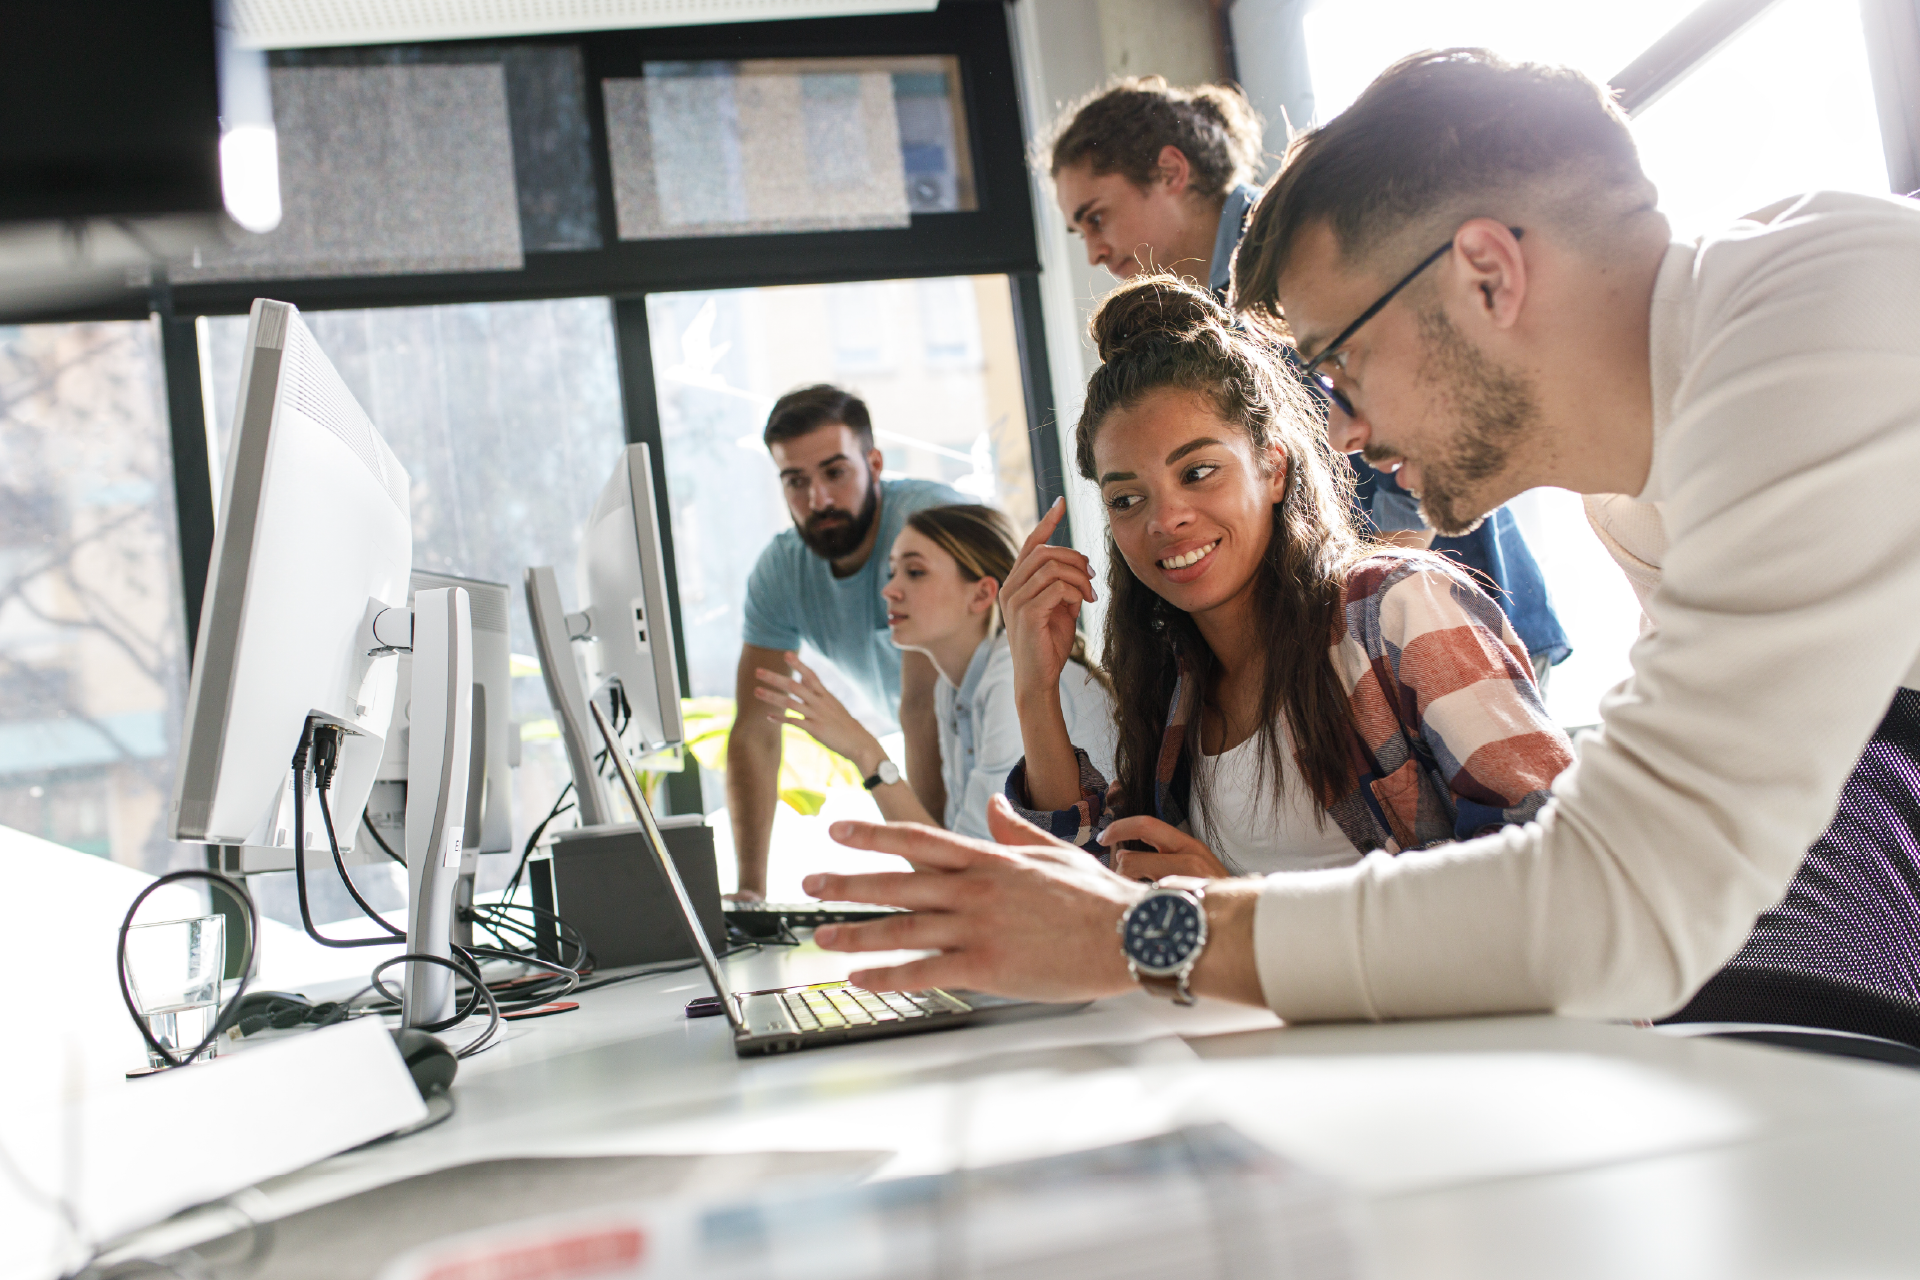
1394,308,1543,538
796,478,881,560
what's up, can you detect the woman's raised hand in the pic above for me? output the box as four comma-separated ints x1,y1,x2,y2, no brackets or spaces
1102,815,1233,882
1002,497,1097,699
752,651,885,776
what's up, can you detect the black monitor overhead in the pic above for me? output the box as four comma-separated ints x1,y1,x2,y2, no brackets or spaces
0,0,279,315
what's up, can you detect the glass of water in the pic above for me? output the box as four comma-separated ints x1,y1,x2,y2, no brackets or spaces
124,914,226,1067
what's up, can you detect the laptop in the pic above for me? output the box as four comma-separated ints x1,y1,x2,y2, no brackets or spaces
724,899,902,939
589,700,1072,1057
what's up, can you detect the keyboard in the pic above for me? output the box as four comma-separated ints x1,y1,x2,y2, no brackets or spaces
779,982,965,1032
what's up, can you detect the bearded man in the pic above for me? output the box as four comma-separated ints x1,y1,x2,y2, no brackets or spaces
727,384,966,901
798,50,1920,1037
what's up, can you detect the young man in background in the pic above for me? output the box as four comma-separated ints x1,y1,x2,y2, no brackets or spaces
726,385,966,901
1047,75,1569,684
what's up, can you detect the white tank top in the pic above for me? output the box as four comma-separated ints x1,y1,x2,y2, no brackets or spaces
1189,727,1361,875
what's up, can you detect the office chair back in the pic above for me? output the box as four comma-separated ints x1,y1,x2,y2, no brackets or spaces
1663,688,1920,1056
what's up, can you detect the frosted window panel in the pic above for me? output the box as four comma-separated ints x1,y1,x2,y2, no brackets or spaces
607,56,972,239
1504,489,1643,729
0,321,189,870
504,44,603,252
894,68,973,213
201,299,626,864
607,63,907,238
1632,0,1889,242
177,64,524,282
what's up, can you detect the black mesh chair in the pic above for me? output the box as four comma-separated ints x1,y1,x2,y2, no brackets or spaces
1660,689,1920,1067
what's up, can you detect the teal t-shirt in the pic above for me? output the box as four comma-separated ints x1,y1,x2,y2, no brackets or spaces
741,477,967,728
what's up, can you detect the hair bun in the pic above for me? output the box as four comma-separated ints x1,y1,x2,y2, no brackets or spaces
1088,273,1232,364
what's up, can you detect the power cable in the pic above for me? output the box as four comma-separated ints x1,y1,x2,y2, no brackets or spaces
116,870,258,1070
289,724,399,951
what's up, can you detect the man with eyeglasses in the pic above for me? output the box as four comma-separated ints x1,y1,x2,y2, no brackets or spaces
797,49,1920,1030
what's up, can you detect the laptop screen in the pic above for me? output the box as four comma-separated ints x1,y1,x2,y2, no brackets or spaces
587,698,745,1034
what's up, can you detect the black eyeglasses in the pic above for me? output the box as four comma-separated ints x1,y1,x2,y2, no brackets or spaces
1299,226,1524,419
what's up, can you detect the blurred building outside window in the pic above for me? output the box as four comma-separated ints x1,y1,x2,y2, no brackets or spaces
0,321,188,872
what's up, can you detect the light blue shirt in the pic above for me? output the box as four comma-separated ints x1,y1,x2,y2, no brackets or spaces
938,631,1117,839
741,477,966,727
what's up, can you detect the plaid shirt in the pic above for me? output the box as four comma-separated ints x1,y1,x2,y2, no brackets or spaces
1006,552,1574,858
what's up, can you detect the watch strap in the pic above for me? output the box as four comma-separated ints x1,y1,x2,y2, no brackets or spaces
1137,971,1196,1006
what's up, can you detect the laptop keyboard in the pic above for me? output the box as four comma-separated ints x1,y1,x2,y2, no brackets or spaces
781,984,951,1032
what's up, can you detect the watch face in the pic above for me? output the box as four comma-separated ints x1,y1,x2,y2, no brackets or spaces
1123,891,1204,975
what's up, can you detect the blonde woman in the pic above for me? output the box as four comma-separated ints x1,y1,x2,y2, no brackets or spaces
756,504,1115,839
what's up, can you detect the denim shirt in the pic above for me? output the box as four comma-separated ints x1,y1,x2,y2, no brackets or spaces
1210,184,1261,296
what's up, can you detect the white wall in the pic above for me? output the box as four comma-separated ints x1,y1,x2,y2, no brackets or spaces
1008,0,1227,643
1226,0,1317,156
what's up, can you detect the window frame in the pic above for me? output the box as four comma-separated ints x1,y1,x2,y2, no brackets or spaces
58,1,1064,818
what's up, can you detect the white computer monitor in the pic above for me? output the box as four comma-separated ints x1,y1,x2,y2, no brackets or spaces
170,297,473,1027
523,443,683,827
171,299,411,855
578,443,684,759
368,570,514,860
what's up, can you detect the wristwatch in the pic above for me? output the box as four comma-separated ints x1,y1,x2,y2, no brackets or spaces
862,759,902,790
1117,879,1208,1006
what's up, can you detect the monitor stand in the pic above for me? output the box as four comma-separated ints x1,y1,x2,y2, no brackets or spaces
399,586,474,1028
523,565,612,827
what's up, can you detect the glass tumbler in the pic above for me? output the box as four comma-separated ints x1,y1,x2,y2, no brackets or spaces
124,914,227,1067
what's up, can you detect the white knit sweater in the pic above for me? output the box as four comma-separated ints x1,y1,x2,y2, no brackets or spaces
1251,191,1920,1022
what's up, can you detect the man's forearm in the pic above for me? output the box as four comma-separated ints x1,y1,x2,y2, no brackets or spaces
725,730,781,897
1187,879,1266,1007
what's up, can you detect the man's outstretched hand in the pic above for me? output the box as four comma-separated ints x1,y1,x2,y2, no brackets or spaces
804,794,1148,1002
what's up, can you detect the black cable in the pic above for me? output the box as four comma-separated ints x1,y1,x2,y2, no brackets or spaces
440,947,503,1055
319,784,404,940
360,810,405,864
566,943,761,994
570,957,706,993
465,906,550,958
322,950,500,1056
499,783,573,910
116,870,258,1070
355,1089,455,1147
289,725,399,951
465,901,589,969
460,945,580,1010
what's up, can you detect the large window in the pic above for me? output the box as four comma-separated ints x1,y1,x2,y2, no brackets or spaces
1299,0,1893,726
1,6,1048,904
0,322,188,871
1630,0,1890,241
648,273,1035,896
202,299,629,897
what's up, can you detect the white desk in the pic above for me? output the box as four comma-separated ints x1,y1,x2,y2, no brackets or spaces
97,937,1920,1279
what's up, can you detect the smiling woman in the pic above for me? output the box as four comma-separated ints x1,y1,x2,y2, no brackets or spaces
1002,274,1575,880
